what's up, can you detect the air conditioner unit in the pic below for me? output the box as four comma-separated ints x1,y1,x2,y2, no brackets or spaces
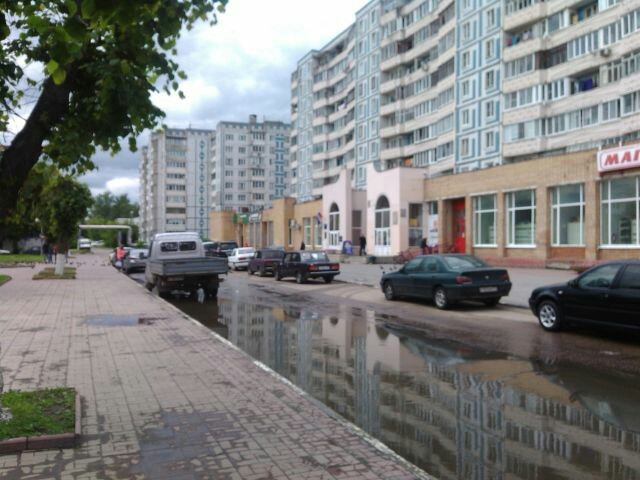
600,47,611,57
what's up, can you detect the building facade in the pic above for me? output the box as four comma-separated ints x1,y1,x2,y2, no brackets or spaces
210,115,291,213
139,128,214,242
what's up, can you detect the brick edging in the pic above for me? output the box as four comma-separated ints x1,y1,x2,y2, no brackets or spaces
0,393,80,455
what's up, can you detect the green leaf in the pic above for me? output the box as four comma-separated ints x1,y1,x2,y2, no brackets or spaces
81,0,95,19
46,60,59,75
120,61,130,75
51,67,67,85
65,0,78,16
0,12,9,40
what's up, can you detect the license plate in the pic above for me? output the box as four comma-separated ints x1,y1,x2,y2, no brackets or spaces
318,266,330,270
171,276,184,281
480,286,498,293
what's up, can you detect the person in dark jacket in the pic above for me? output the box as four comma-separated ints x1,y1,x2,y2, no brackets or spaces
300,241,306,250
359,234,367,256
420,237,428,255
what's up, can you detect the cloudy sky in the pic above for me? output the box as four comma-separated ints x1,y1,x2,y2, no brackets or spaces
82,0,368,201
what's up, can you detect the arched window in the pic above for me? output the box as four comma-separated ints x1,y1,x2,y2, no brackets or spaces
374,195,391,254
329,203,340,247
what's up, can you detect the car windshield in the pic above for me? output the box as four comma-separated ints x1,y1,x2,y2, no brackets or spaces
221,242,237,250
237,248,254,255
129,249,147,259
441,255,487,271
263,250,285,259
301,252,329,262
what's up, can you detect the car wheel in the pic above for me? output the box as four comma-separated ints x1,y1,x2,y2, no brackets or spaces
433,287,450,310
323,275,334,284
296,272,307,284
247,267,253,275
275,270,282,281
537,300,562,332
383,281,396,301
483,297,501,307
144,282,153,292
259,266,266,277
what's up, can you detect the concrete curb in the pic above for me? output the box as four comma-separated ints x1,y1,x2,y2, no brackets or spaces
0,393,81,455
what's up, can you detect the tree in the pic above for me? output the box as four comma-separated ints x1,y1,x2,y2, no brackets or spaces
91,192,138,221
0,0,228,219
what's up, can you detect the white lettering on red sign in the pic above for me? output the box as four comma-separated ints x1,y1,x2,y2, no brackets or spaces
597,144,640,173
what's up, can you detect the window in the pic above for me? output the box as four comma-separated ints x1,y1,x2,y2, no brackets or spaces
578,264,621,289
486,101,495,119
601,176,639,245
551,184,584,246
408,203,423,247
485,131,495,150
486,70,495,90
474,195,497,246
462,22,471,42
485,39,495,59
619,265,640,289
329,203,340,247
374,196,391,250
462,51,471,70
461,138,470,156
507,190,536,246
462,80,471,98
486,9,496,28
303,217,312,245
462,109,471,126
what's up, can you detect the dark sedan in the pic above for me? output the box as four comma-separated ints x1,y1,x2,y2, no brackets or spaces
529,260,640,332
248,249,285,276
275,251,340,284
380,254,511,309
122,248,148,274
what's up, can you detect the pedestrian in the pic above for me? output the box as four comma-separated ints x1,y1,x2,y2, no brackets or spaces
420,237,428,255
42,239,50,264
115,244,126,270
359,234,367,256
300,241,306,251
52,244,58,264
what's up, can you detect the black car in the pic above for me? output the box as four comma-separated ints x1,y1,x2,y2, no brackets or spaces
380,254,511,309
275,251,340,284
529,260,640,332
248,249,285,276
204,241,238,258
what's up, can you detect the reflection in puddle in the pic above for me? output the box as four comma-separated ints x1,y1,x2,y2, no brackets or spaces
175,298,640,479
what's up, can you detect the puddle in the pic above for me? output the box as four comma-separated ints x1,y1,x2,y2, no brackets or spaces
85,315,158,327
172,297,640,478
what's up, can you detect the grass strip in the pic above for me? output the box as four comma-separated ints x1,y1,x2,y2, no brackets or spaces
0,387,76,440
0,275,11,286
32,267,76,280
0,254,41,265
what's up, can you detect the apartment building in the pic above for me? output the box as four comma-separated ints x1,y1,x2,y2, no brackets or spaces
210,115,291,213
138,128,214,242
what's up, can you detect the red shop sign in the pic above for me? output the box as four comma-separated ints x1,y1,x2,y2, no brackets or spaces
597,144,640,174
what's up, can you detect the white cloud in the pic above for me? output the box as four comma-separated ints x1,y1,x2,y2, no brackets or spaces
99,177,140,202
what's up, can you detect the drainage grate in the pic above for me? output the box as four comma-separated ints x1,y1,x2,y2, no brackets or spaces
85,315,158,327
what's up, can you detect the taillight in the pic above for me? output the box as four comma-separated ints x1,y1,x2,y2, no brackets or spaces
500,272,510,281
456,275,472,284
309,264,318,271
331,264,340,270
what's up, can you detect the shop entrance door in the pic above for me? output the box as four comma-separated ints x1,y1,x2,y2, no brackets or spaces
452,199,466,254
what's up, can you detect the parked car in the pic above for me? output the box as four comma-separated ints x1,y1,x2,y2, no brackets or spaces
275,251,340,284
380,254,511,309
109,247,131,266
248,249,286,276
122,248,149,274
144,232,228,298
529,260,640,332
21,246,41,255
204,240,239,257
227,247,256,270
78,238,92,251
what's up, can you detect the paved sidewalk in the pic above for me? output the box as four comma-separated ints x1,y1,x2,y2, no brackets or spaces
335,263,575,308
0,255,427,479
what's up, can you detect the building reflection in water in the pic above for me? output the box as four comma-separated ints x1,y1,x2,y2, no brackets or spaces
216,300,640,480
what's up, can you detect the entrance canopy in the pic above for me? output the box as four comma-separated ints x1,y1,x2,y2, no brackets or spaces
78,224,132,245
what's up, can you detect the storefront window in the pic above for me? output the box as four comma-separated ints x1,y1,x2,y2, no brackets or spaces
408,203,423,247
551,184,584,245
507,189,536,246
303,218,312,246
473,194,496,246
601,176,639,245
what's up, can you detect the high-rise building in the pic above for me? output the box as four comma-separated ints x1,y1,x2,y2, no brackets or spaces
139,128,214,242
210,115,291,212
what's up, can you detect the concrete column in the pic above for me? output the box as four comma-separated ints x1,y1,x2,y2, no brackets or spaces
536,186,550,261
465,195,473,254
437,199,446,251
584,179,599,261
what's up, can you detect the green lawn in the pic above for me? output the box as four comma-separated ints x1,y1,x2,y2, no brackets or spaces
33,267,76,280
0,388,76,440
0,274,11,286
0,254,41,265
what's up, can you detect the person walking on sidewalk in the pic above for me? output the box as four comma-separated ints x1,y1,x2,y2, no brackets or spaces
300,241,306,251
359,234,367,256
115,244,126,270
420,237,428,255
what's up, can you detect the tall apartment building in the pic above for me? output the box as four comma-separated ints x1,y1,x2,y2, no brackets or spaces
293,0,640,183
210,115,291,212
139,128,214,242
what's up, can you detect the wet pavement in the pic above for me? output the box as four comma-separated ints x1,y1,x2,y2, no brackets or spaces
162,272,640,479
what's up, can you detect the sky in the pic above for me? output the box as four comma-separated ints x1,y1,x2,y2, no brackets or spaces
81,0,368,202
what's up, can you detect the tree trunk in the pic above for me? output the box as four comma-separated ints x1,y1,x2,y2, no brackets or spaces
54,250,66,276
0,77,71,219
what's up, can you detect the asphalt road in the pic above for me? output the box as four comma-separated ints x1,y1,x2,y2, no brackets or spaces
128,268,640,378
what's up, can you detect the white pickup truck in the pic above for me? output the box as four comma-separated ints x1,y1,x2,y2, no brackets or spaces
144,232,228,298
